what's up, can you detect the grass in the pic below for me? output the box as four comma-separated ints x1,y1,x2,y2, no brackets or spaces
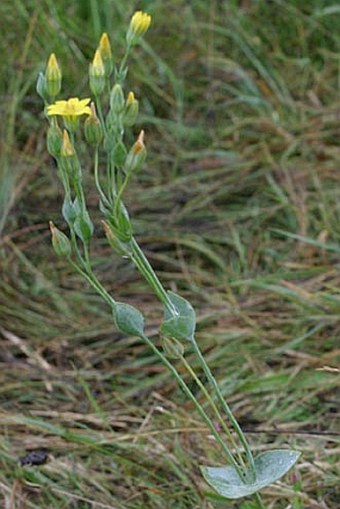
0,0,339,507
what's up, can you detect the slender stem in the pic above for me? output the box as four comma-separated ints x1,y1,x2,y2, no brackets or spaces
94,147,109,206
255,492,266,509
140,334,245,479
130,238,178,317
192,338,256,480
180,355,246,471
113,173,132,219
68,257,115,308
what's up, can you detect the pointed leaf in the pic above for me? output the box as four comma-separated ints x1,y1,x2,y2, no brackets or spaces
201,449,301,499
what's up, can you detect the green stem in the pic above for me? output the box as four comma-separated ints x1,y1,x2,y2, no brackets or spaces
113,172,132,219
192,338,256,480
180,355,246,472
130,238,178,317
255,492,266,509
140,334,244,479
94,147,109,206
68,257,115,308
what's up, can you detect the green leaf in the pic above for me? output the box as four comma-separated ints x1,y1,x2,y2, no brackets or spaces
113,302,144,336
201,449,301,499
160,291,196,342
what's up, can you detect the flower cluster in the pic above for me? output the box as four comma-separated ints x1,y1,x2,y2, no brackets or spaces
38,11,151,256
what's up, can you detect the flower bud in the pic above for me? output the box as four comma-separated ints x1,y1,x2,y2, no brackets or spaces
110,83,125,114
126,11,151,45
124,130,146,174
123,91,139,127
45,53,62,98
49,221,71,258
89,49,106,96
36,72,48,102
99,32,113,77
102,220,132,256
161,335,185,359
84,102,103,145
59,130,80,179
74,210,94,244
47,118,63,158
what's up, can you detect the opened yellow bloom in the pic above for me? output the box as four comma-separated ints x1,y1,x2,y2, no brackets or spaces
47,97,91,118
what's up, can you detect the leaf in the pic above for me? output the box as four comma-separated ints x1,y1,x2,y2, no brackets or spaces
201,449,301,499
160,291,196,342
113,302,144,336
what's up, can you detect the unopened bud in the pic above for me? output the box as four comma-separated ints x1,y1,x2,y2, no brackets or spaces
59,130,80,179
102,221,132,256
161,335,185,359
61,129,75,157
47,118,63,158
45,53,62,98
84,102,103,145
36,72,48,102
49,221,71,258
89,49,105,96
74,210,94,244
110,83,124,114
124,130,146,174
126,11,151,45
124,91,139,127
99,33,113,77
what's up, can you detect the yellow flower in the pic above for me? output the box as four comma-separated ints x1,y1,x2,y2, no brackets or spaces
127,11,151,44
47,97,91,117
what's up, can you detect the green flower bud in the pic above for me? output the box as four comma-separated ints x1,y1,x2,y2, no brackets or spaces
99,33,113,77
45,54,62,98
102,220,132,256
89,49,106,96
74,210,94,244
36,72,48,102
123,91,139,127
59,130,81,179
84,102,103,146
161,335,185,359
110,84,124,115
124,130,147,174
49,221,71,258
47,118,63,158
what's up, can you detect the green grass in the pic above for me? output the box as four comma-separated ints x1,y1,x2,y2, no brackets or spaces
0,0,339,507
